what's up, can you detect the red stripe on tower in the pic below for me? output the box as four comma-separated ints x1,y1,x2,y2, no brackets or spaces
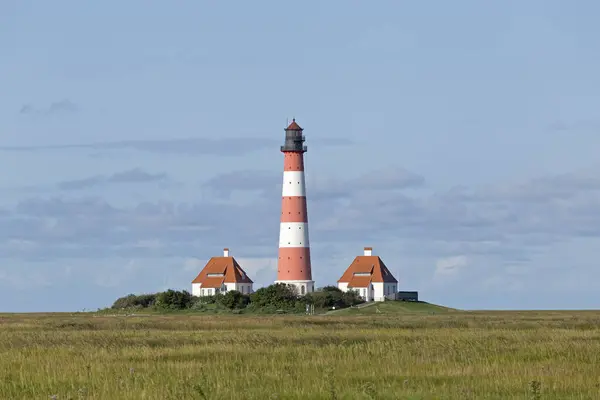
275,119,314,295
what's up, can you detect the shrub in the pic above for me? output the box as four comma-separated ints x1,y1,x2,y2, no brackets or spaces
195,294,218,305
341,290,363,307
154,289,195,310
190,301,207,311
249,283,298,310
218,291,250,310
320,285,342,292
111,293,157,309
304,286,363,310
109,283,363,314
306,287,343,309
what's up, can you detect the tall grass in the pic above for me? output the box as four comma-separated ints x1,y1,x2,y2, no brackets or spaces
1,311,600,399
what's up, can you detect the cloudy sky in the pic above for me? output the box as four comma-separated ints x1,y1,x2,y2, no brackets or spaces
2,0,600,311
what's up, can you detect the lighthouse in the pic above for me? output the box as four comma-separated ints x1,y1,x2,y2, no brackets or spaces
275,119,314,295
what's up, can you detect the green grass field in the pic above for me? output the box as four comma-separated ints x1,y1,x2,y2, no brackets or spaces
2,306,600,399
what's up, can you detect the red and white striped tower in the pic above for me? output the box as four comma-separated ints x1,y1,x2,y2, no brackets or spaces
275,118,314,295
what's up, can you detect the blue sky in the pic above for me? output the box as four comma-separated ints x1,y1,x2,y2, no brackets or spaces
2,0,600,311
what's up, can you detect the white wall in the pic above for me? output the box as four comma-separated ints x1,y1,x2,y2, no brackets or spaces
192,285,219,297
339,281,397,302
374,283,398,301
192,283,201,297
198,288,215,296
370,282,380,301
193,282,254,297
338,282,348,293
338,282,373,302
226,282,253,294
385,283,398,300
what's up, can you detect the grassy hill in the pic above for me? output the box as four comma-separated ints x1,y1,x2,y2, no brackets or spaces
327,300,458,315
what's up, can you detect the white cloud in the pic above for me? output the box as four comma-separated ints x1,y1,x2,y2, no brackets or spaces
480,274,524,293
435,255,468,277
0,268,53,290
94,259,142,288
183,257,204,273
236,257,277,288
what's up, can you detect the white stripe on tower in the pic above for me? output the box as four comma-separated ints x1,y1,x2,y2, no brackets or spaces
281,171,307,197
278,222,310,247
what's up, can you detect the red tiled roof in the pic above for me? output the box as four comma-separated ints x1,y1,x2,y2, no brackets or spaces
200,276,225,288
191,256,254,286
347,275,372,288
286,118,302,130
337,255,398,284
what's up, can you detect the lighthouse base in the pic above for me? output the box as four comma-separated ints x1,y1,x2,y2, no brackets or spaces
274,280,315,296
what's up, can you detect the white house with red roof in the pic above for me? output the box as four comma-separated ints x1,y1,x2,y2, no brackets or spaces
191,248,254,297
337,247,398,302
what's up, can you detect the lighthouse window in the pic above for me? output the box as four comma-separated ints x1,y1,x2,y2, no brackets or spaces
299,226,302,229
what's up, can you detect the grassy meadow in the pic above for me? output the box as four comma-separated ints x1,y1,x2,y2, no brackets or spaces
2,305,600,399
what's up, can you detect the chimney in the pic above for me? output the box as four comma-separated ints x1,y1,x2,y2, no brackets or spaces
364,247,372,256
223,248,230,257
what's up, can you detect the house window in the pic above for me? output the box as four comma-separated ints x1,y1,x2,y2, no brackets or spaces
301,285,305,295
